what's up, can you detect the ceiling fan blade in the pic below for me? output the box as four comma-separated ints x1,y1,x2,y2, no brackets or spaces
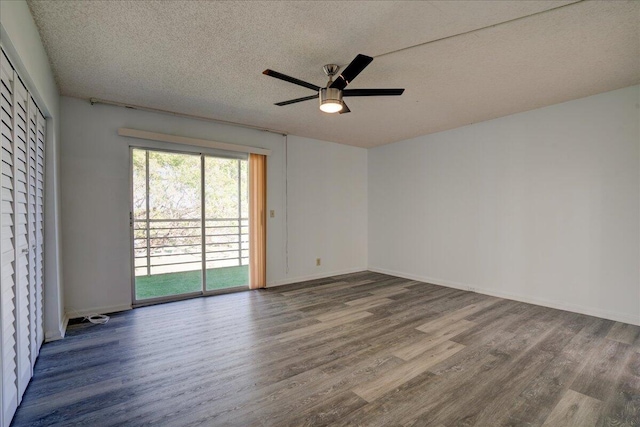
263,69,321,91
343,88,405,97
330,54,373,90
339,102,350,114
274,94,319,106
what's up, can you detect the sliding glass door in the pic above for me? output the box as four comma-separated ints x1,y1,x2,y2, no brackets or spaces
204,156,249,291
131,147,248,303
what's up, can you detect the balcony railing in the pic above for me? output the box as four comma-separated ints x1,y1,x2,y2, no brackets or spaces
133,217,248,276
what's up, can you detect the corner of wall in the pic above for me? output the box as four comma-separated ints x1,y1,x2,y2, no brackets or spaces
267,266,368,288
44,313,68,342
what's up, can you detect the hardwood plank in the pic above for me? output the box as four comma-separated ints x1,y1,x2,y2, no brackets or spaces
352,340,465,402
415,298,500,333
281,391,367,427
451,302,540,346
315,298,393,322
345,293,397,306
279,280,350,296
274,276,338,293
370,286,463,316
407,311,569,426
368,286,410,297
276,310,373,342
153,337,405,426
393,319,475,361
542,389,603,427
337,354,498,427
466,312,594,426
497,318,603,426
211,355,399,426
597,351,640,427
571,339,633,401
606,321,640,345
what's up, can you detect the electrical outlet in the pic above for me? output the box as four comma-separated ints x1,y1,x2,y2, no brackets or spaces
316,258,321,266
270,210,275,218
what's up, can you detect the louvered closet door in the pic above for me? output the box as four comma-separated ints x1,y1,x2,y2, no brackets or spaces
12,74,32,400
27,97,38,367
35,110,45,351
0,53,18,426
0,48,47,427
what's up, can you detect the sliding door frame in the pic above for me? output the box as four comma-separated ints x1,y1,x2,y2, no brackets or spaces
129,145,249,308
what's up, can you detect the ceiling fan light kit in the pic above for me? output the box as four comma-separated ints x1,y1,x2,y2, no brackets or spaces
319,87,343,113
263,54,404,115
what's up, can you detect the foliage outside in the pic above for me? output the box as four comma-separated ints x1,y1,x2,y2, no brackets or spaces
132,149,249,298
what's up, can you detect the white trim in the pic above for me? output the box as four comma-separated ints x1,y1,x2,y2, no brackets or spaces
118,128,271,156
44,314,68,342
266,267,367,288
91,97,287,136
368,266,640,326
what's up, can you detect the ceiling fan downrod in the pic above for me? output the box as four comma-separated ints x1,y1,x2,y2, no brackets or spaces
322,64,340,80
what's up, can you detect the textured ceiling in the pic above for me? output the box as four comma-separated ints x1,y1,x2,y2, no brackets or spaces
27,0,640,147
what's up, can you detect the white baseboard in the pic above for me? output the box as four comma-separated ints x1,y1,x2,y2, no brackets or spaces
45,314,69,342
267,267,368,288
368,266,640,326
65,304,132,320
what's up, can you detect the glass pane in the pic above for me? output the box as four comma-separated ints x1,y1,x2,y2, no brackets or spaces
135,150,202,300
132,149,150,287
204,157,249,290
132,149,147,221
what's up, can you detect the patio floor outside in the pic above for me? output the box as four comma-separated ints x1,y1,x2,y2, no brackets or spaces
135,265,248,300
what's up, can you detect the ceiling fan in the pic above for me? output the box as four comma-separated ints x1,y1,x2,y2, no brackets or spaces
263,54,404,114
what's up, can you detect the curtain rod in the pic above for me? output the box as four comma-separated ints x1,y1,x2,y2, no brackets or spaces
89,97,288,136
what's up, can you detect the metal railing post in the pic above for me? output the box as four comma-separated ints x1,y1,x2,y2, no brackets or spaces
201,155,206,291
237,159,242,266
145,150,151,276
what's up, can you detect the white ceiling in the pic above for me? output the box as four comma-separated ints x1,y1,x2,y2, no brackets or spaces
27,0,640,148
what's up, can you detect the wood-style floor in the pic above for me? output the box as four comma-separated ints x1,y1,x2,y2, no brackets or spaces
11,272,640,426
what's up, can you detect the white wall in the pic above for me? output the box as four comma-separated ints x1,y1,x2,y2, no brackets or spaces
60,97,368,315
280,136,367,283
369,85,640,325
1,0,65,340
